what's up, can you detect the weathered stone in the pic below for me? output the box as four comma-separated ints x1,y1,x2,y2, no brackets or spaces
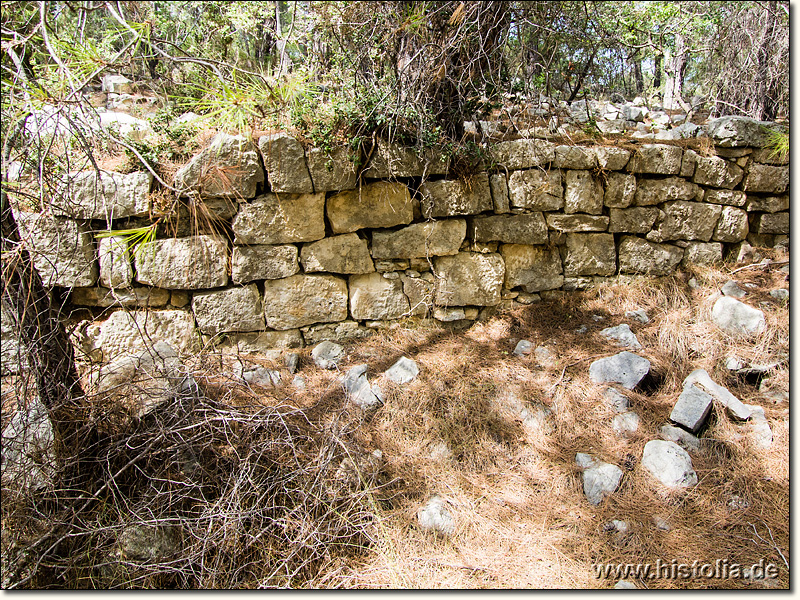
682,242,723,266
704,189,746,207
508,169,563,210
746,404,772,449
362,139,448,177
746,195,788,213
575,453,623,506
342,364,383,409
589,351,650,389
175,134,264,198
670,384,713,433
433,307,466,321
53,171,151,220
15,212,97,287
98,310,199,359
135,235,228,289
684,369,752,420
489,139,556,169
565,170,603,214
563,233,616,277
231,244,299,283
417,495,455,536
489,174,510,213
753,212,789,234
660,424,701,452
192,285,264,336
554,146,596,169
608,207,658,233
619,236,683,276
420,174,493,218
680,149,698,177
600,324,641,350
98,236,133,289
711,296,766,339
692,155,744,189
102,73,132,93
603,172,636,208
349,272,410,321
384,356,420,384
614,581,637,590
1,395,56,492
258,132,313,193
603,387,630,413
472,213,548,244
633,177,699,206
612,411,640,437
300,234,374,274
215,330,304,353
71,286,170,307
750,147,789,165
312,340,345,369
546,214,609,232
594,147,631,170
371,219,466,259
401,273,434,316
434,252,504,306
327,182,413,234
641,440,698,489
263,274,348,330
300,320,372,345
627,144,683,175
625,309,649,324
305,146,358,191
713,206,749,242
232,192,325,244
651,201,722,242
769,288,789,302
706,116,775,147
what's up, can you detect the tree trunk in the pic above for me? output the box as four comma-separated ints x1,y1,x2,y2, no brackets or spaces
754,0,778,120
632,55,644,95
653,53,662,90
663,33,688,110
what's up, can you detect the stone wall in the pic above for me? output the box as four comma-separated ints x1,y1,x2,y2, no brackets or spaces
13,116,789,361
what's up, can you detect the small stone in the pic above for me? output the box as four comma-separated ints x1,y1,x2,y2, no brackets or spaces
384,356,420,384
653,515,671,531
292,375,306,390
575,325,589,334
612,411,640,437
688,278,700,289
603,387,630,413
670,384,713,433
721,280,747,298
726,356,745,371
614,580,637,589
641,440,698,489
745,404,772,449
312,340,345,369
604,519,630,534
711,296,766,338
534,345,558,368
285,352,300,374
575,453,623,505
513,340,533,356
589,352,651,389
599,324,641,350
417,496,455,536
769,288,789,301
341,364,383,410
660,424,701,452
728,495,751,510
625,309,649,324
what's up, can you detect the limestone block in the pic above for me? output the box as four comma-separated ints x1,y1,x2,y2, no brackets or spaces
554,146,596,169
704,189,746,207
680,149,698,177
15,212,97,288
619,236,683,276
681,242,723,266
750,147,789,165
258,132,313,193
626,144,683,175
401,273,435,316
488,138,556,169
589,351,650,389
300,233,374,274
231,244,299,283
753,212,789,234
683,369,752,419
608,207,659,233
175,134,264,198
471,213,548,244
232,192,325,244
300,320,372,345
214,330,304,353
692,155,744,189
420,174,493,218
743,164,789,194
706,115,774,147
670,384,713,433
641,440,698,489
434,252,504,306
594,147,630,170
603,172,636,208
371,219,466,259
362,139,448,177
327,182,413,233
746,195,788,213
500,244,563,292
508,169,563,210
546,214,609,232
99,236,133,289
262,274,348,330
71,286,170,308
349,272,410,320
633,177,699,206
53,171,151,220
135,235,228,289
305,146,358,191
489,174,510,213
565,170,603,214
192,284,264,336
563,233,616,277
651,201,722,241
713,206,749,242
98,310,199,360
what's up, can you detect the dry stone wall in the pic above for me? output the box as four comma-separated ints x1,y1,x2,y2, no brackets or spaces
14,116,789,361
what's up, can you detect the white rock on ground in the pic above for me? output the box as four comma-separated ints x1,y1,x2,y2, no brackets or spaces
589,351,651,389
341,364,383,410
312,340,344,369
660,424,701,452
683,369,752,420
744,405,772,449
599,324,642,350
417,495,455,536
614,580,638,589
575,453,623,505
711,296,766,337
670,383,713,433
603,387,630,413
641,440,698,489
384,356,419,384
513,339,533,355
625,309,649,324
611,411,640,437
534,345,558,368
721,280,747,298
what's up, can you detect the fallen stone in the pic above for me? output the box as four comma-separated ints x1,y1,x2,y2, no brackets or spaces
384,356,419,384
417,495,455,536
611,411,640,437
745,404,772,449
721,280,747,298
341,364,383,410
625,309,649,324
614,580,637,590
653,516,671,531
670,384,713,433
285,352,300,374
599,324,641,350
292,375,306,390
241,367,282,387
641,440,698,489
706,115,776,148
589,352,651,389
575,453,623,505
660,424,701,452
683,369,752,420
603,387,630,413
769,288,789,301
513,340,533,356
711,296,766,338
312,340,344,369
117,524,181,563
534,345,558,368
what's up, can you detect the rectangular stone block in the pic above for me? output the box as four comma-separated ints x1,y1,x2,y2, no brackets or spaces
704,189,746,207
713,206,749,242
743,164,789,194
232,192,325,244
362,140,448,177
214,329,304,353
263,274,348,330
603,172,636,208
258,132,314,193
595,147,631,170
192,284,265,336
682,242,723,266
327,182,413,233
349,272,410,320
135,235,228,289
53,171,151,220
546,214,609,232
634,177,699,206
508,169,563,211
420,174,493,218
97,309,199,360
174,134,264,199
618,236,684,276
71,286,170,308
626,144,683,175
554,146,595,169
670,384,713,433
471,213,548,244
500,244,563,292
489,139,556,169
371,219,466,259
306,146,358,192
489,174,510,213
434,252,504,306
98,236,133,289
692,155,744,189
300,321,372,345
754,212,789,234
608,207,658,233
651,201,722,242
231,244,299,283
746,195,788,213
300,233,374,274
565,170,603,214
563,233,616,277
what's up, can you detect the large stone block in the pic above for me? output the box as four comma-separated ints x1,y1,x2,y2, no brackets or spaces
750,147,789,165
633,177,699,206
401,272,435,316
713,206,749,242
608,207,659,233
565,170,603,214
71,286,170,308
98,236,133,289
300,321,372,345
603,172,636,208
500,244,563,292
232,192,325,244
692,155,744,189
434,252,505,306
681,242,723,266
753,212,789,234
305,146,358,192
300,233,374,274
53,171,151,220
627,144,683,175
488,139,556,169
258,132,313,193
706,116,774,147
554,146,596,169
15,212,97,287
704,189,746,207
262,274,348,330
362,139,448,177
651,201,721,241
471,213,548,244
563,233,616,277
420,174,493,218
371,219,465,259
618,236,683,276
135,235,228,289
231,244,299,283
595,147,631,170
349,272,410,321
175,134,264,198
746,195,788,213
192,284,264,336
546,214,609,232
743,164,789,194
97,310,199,360
508,169,563,210
489,174,510,213
327,182,413,233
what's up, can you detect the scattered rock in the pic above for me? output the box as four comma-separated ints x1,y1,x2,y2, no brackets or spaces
285,352,300,374
1,396,55,492
513,339,533,356
116,525,180,562
417,496,455,536
745,405,772,449
727,495,751,510
725,356,745,371
769,288,789,301
625,309,649,324
599,324,642,350
241,367,282,387
589,352,651,389
604,519,630,534
711,296,766,337
721,280,747,298
660,424,701,452
534,345,558,368
575,453,623,505
341,364,383,410
611,411,640,437
614,580,638,589
384,356,420,384
683,369,752,420
641,440,698,489
312,340,345,369
603,387,630,413
670,384,713,433
292,375,306,390
653,515,671,531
